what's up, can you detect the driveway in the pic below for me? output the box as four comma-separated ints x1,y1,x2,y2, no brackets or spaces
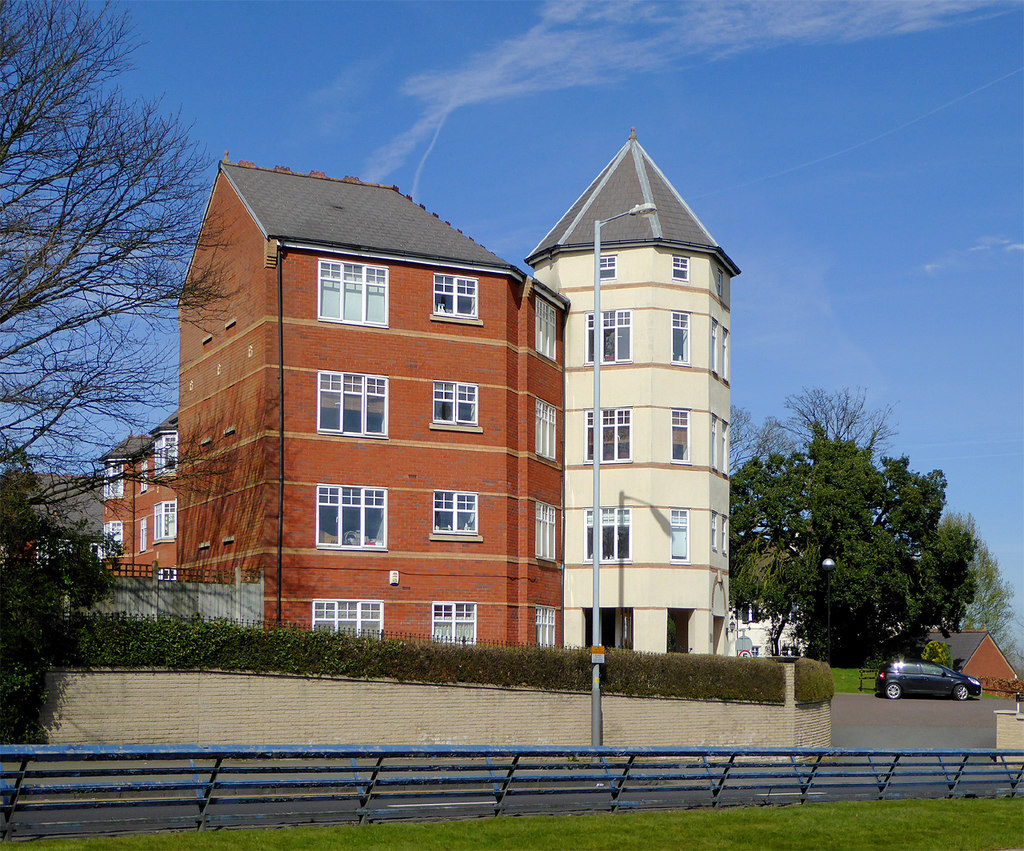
831,692,1017,748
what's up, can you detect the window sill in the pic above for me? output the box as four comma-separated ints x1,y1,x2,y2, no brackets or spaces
429,422,483,433
672,360,691,367
317,429,389,439
671,459,692,465
316,544,388,551
430,314,483,327
317,316,389,329
430,532,483,542
154,537,175,544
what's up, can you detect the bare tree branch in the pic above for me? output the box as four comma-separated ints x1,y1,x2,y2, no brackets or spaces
782,386,896,452
0,0,228,475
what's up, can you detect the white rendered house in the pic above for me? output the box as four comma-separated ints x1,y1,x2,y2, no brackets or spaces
527,132,740,654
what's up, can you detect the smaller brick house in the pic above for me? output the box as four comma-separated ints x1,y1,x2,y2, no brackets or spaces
100,415,179,580
928,629,1016,680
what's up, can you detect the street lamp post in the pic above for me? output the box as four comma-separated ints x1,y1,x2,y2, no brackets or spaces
591,202,656,747
821,558,835,666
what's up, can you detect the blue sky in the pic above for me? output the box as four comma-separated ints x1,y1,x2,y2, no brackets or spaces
121,0,1023,619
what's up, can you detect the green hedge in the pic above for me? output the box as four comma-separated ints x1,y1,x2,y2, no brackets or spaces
68,615,788,704
793,657,834,703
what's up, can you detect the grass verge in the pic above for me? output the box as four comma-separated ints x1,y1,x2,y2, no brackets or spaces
26,798,1021,851
833,667,874,694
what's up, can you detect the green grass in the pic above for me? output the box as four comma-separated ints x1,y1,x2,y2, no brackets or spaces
25,798,1023,851
832,667,875,694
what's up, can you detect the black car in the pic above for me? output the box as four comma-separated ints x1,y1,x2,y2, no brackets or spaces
875,660,982,700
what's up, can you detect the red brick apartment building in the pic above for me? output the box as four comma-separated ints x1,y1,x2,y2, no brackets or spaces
100,415,180,580
107,161,567,645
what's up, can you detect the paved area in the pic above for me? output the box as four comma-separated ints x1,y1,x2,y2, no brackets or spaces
832,692,1017,748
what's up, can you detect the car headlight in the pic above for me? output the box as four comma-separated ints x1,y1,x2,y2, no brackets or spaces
968,678,980,686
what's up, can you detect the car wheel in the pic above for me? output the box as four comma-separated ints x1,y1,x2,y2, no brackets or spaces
885,682,902,700
952,684,969,701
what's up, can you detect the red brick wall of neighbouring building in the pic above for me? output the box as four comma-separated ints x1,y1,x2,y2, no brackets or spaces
175,167,565,645
962,634,1016,680
101,454,178,578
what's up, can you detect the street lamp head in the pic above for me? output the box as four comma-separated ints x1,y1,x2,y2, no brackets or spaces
821,558,836,574
627,202,657,217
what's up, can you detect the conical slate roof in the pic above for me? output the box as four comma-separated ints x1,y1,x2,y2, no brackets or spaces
526,132,739,275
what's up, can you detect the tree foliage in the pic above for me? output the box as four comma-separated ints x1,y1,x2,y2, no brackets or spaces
1,458,114,742
729,430,975,666
0,0,225,474
947,513,1018,660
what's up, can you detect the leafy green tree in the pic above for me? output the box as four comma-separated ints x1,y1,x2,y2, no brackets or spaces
729,430,975,666
943,513,1018,664
0,459,113,742
922,640,952,667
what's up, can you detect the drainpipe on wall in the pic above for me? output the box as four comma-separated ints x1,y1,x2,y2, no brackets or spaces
276,243,285,625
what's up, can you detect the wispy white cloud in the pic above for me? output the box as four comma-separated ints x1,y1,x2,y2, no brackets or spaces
360,0,1007,190
968,235,1016,251
923,234,1022,272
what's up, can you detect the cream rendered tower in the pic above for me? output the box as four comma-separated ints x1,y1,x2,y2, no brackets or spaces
527,133,739,655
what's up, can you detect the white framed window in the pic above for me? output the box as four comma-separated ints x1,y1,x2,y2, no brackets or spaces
535,399,556,460
720,420,729,475
586,409,631,463
154,433,178,473
711,319,719,374
671,509,689,562
317,485,386,548
319,259,388,326
312,599,383,635
599,254,617,280
536,298,557,360
711,511,718,552
434,273,477,318
156,567,178,581
319,372,387,436
536,501,556,561
586,310,631,364
721,328,729,381
672,311,690,364
672,410,689,462
154,501,177,541
585,508,631,562
716,268,724,297
721,515,728,555
103,462,124,499
433,491,477,534
139,460,148,493
536,605,556,647
673,256,689,281
138,517,147,553
711,415,718,471
433,381,477,425
103,520,123,548
432,602,476,644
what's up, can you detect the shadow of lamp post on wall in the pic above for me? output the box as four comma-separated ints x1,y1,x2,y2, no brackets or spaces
591,201,657,747
822,558,836,666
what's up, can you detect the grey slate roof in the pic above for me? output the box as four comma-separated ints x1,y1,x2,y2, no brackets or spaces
526,133,739,275
927,629,989,670
221,163,516,272
101,414,177,462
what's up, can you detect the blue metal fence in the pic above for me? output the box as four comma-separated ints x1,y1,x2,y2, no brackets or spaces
2,744,1021,840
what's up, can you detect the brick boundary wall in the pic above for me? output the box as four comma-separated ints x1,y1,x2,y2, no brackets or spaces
41,666,830,748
